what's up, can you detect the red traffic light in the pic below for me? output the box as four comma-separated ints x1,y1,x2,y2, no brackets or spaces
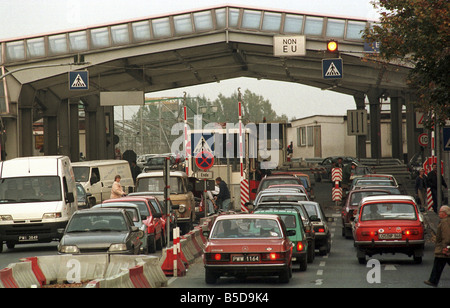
327,40,338,53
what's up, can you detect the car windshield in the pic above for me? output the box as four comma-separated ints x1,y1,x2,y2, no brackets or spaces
350,191,390,205
72,166,90,182
260,195,307,202
109,201,150,217
302,204,318,218
0,176,61,203
211,218,282,239
66,212,128,232
279,214,297,229
361,203,417,221
356,180,394,187
260,179,299,191
137,176,185,194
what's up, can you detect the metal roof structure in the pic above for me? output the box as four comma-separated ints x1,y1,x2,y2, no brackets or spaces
0,5,411,113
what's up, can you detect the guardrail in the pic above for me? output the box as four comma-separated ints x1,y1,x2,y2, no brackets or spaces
0,214,218,288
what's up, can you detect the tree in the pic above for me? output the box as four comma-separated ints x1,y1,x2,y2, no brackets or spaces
213,89,288,124
363,0,450,126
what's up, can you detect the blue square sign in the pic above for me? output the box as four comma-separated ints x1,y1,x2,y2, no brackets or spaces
443,127,450,152
69,71,89,90
322,58,343,79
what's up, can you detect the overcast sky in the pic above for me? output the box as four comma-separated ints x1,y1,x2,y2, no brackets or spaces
0,0,380,120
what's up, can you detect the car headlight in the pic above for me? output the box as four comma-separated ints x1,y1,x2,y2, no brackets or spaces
178,204,186,213
0,215,13,221
59,245,79,254
109,243,127,252
42,212,62,220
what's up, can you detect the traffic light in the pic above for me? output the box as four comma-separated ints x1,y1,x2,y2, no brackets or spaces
327,40,338,53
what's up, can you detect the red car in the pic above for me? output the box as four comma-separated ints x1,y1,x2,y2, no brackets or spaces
353,195,425,264
103,196,165,252
203,214,294,284
341,189,392,239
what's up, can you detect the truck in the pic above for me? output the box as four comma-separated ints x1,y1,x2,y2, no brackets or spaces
71,160,134,205
0,156,77,252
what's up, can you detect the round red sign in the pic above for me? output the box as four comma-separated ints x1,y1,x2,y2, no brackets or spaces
195,151,214,171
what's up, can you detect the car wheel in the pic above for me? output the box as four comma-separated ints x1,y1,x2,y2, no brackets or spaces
148,234,156,253
299,257,308,272
307,241,315,263
279,268,290,283
413,256,423,264
205,269,218,284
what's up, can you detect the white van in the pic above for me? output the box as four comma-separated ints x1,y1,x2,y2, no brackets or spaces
0,156,77,252
71,160,134,205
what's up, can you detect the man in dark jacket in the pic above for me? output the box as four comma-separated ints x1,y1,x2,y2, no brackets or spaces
415,168,428,211
215,177,231,211
427,163,448,213
424,206,450,287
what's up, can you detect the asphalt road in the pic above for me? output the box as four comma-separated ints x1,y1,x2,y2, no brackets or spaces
1,176,449,289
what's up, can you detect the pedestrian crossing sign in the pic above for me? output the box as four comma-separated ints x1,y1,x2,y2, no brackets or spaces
69,71,89,90
322,58,343,80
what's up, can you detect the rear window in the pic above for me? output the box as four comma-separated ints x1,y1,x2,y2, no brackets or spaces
361,203,417,221
260,195,307,202
211,218,282,239
260,179,299,191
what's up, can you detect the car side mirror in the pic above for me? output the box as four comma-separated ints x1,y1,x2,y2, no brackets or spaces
309,215,320,222
202,231,210,239
286,230,296,236
66,192,75,203
245,202,254,211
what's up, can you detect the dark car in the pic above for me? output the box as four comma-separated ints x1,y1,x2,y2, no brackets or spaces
76,183,93,209
341,189,392,239
300,201,333,256
58,208,144,255
314,156,359,182
103,196,165,252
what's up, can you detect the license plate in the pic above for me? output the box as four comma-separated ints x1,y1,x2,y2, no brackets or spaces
18,235,38,242
378,233,402,240
232,255,260,262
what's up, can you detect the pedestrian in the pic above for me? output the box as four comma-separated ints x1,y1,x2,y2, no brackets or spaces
214,177,231,211
415,168,428,212
427,163,448,213
424,205,450,287
110,175,126,199
287,141,293,162
130,161,141,185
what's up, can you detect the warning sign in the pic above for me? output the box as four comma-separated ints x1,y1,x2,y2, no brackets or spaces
322,58,343,80
69,71,89,90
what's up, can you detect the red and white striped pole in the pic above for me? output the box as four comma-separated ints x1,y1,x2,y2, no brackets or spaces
172,227,180,277
238,89,249,213
184,103,189,176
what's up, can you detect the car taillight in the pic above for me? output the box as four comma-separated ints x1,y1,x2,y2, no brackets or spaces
403,230,419,235
296,242,304,251
263,252,284,261
361,231,378,236
206,253,229,262
318,228,325,233
214,253,222,261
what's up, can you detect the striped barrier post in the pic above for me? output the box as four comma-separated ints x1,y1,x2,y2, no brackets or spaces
240,179,250,213
331,167,343,203
427,187,434,211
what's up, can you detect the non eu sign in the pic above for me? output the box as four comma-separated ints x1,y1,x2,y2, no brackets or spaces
273,35,306,57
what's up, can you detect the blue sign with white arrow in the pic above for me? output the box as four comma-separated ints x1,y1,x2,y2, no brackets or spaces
322,58,343,80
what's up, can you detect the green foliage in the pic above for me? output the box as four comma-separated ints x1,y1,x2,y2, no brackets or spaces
363,0,450,125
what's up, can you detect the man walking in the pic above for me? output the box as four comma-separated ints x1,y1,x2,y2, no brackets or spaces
424,205,450,287
415,168,428,212
214,177,231,211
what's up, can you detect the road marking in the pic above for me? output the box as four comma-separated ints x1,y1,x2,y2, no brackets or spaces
384,265,397,271
319,261,326,267
317,270,324,275
168,277,178,285
315,279,323,285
